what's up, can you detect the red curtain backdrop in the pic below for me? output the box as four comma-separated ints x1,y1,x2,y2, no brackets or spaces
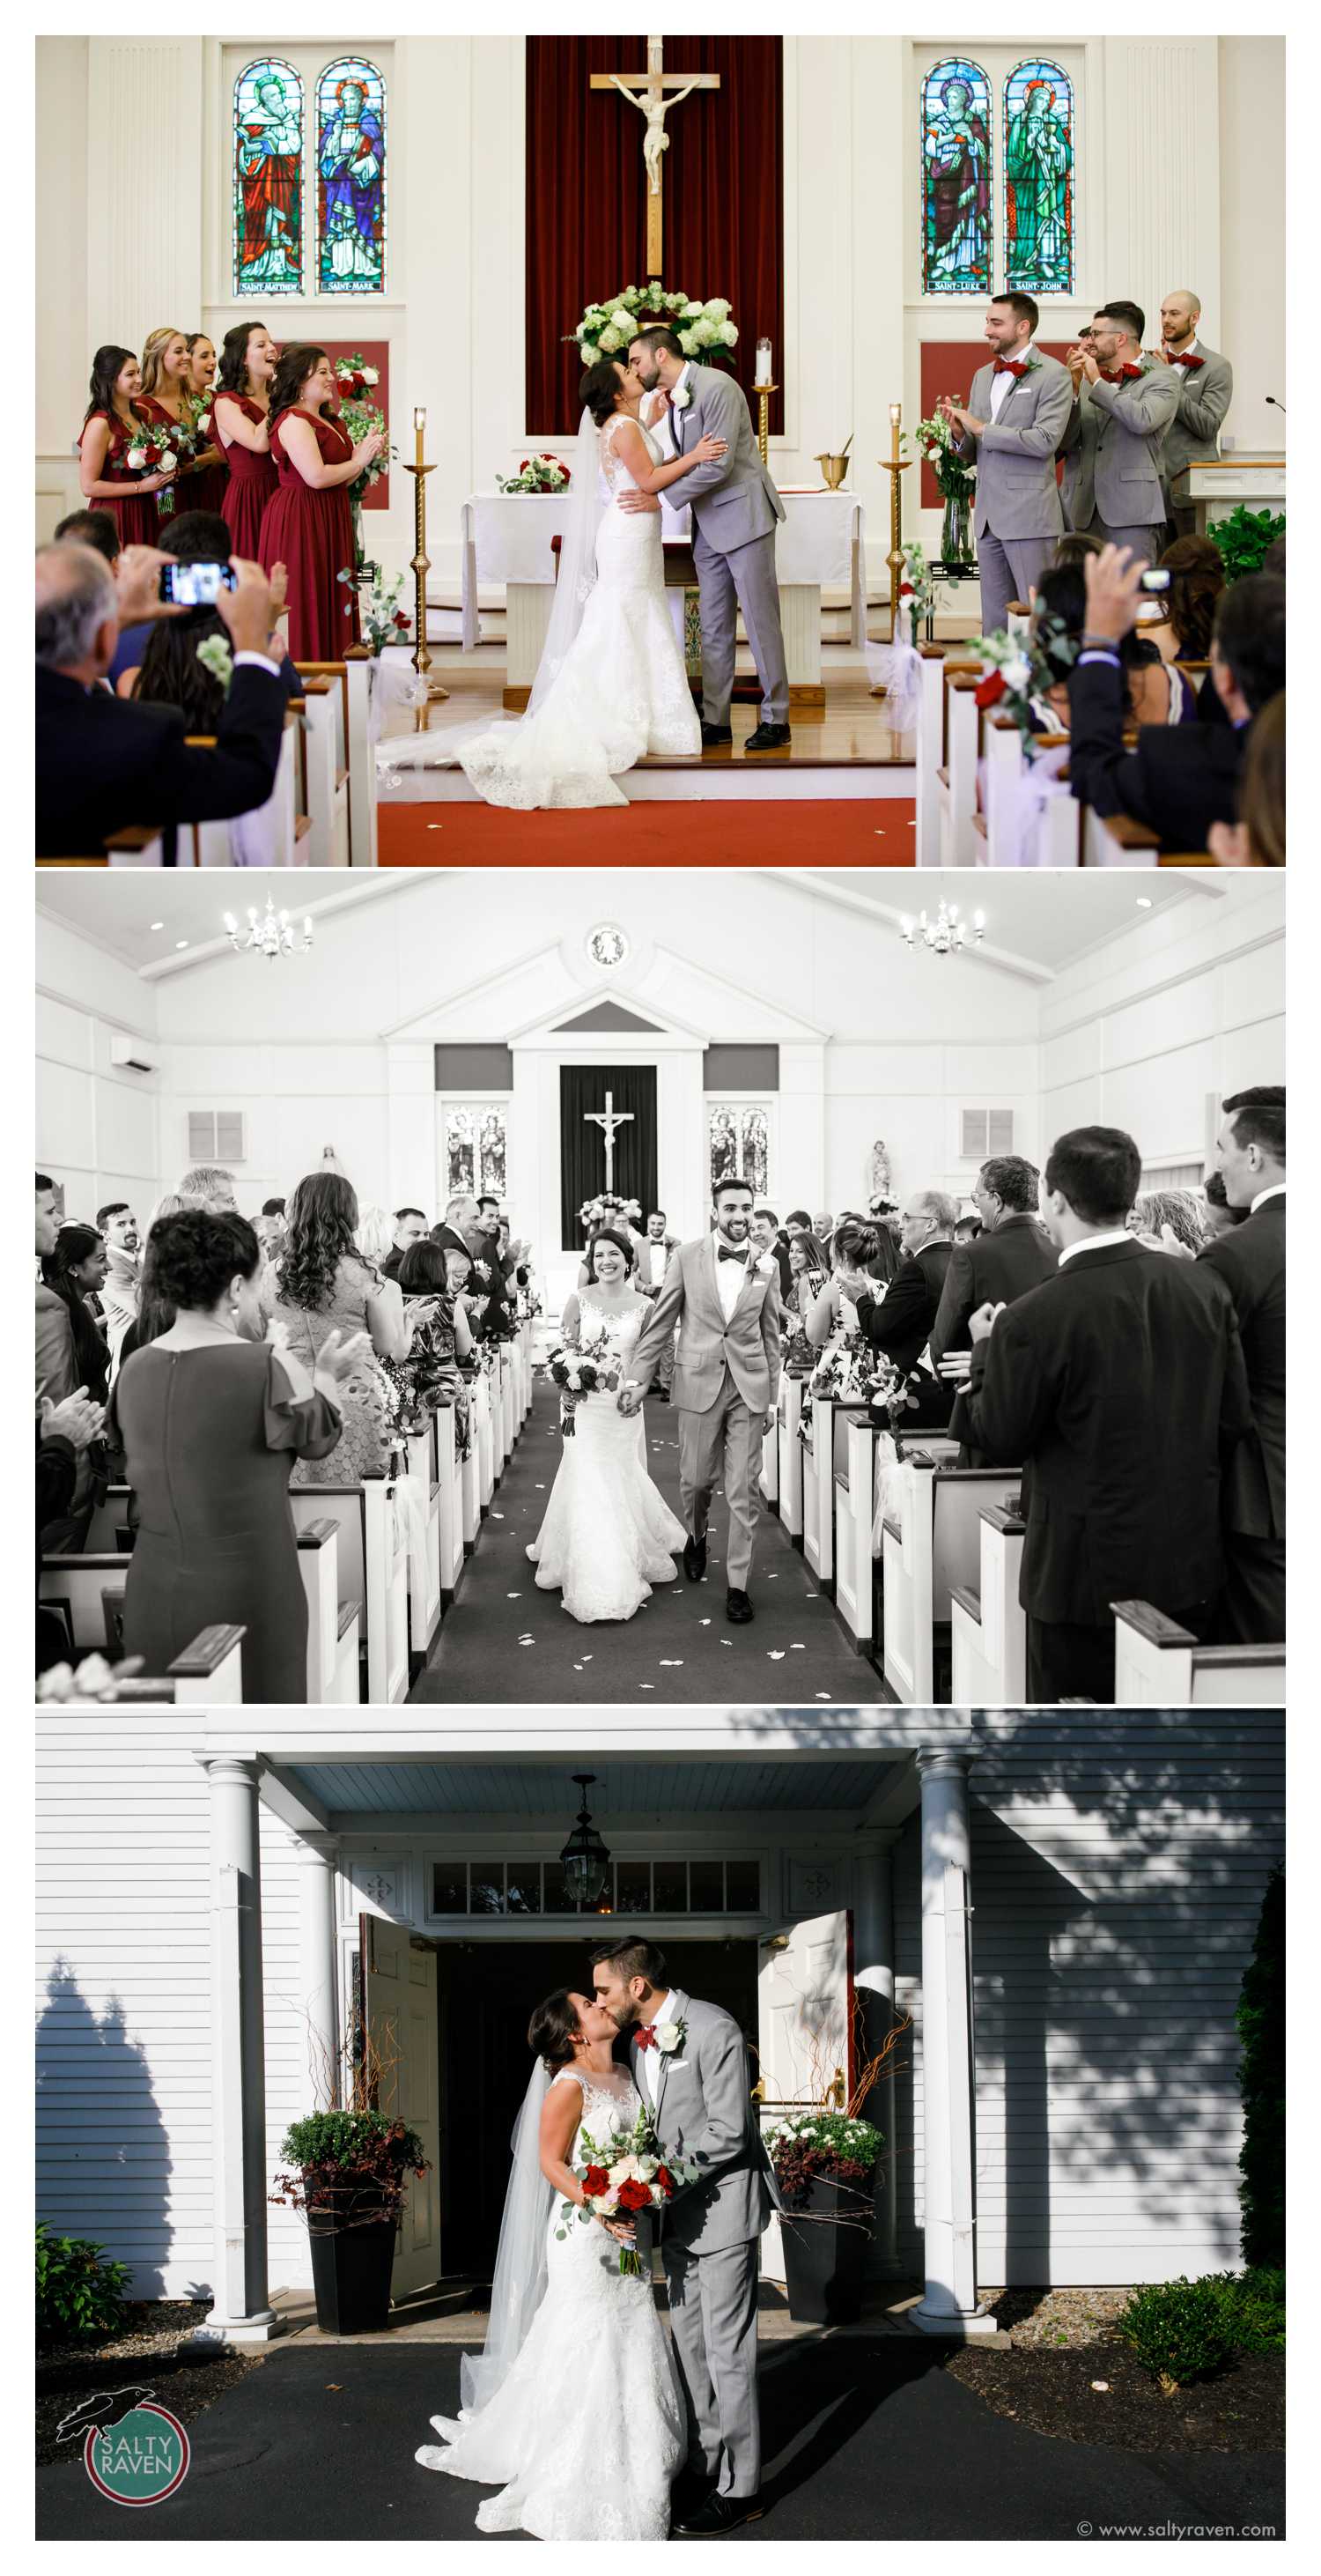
525,36,783,437
919,339,1073,507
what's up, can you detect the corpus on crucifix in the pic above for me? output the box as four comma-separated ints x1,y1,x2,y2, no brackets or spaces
583,1088,635,1195
591,36,720,272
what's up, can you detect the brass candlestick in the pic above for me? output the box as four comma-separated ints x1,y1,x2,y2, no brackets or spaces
756,381,778,468
870,401,913,696
403,452,449,729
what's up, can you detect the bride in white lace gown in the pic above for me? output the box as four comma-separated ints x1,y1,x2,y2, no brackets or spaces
457,354,725,809
528,1230,686,1623
416,1988,684,2540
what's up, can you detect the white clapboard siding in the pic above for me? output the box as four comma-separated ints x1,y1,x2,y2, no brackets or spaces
260,1808,315,2289
892,1710,1284,2286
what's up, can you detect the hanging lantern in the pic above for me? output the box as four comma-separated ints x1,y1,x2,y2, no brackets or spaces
560,1774,611,1909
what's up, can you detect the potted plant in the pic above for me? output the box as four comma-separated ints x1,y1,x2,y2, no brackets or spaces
766,2109,884,2325
272,2108,429,2335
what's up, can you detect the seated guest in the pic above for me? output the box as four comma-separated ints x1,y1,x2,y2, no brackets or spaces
109,1210,356,1703
1199,1085,1285,1643
118,512,298,714
928,1154,1056,1465
1066,548,1286,852
36,540,287,858
750,1206,793,1300
1051,530,1103,572
1144,533,1224,667
1127,1187,1207,1255
839,1190,958,1428
1208,692,1285,868
1203,1168,1246,1241
1155,290,1234,544
271,1169,411,1483
54,507,119,567
1035,562,1198,730
961,1125,1253,1702
382,1206,429,1282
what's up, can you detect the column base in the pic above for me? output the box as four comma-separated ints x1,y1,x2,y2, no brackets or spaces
186,2309,285,2350
910,2299,1000,2339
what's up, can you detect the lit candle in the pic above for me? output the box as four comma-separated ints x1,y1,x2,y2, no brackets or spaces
756,337,773,387
414,405,425,468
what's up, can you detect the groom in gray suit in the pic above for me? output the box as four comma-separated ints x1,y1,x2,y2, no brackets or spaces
591,1936,779,2538
941,291,1073,640
629,326,791,753
620,1175,781,1623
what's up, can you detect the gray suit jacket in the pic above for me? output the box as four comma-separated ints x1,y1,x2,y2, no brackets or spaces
1059,361,1180,531
670,363,785,558
630,1233,782,1415
956,352,1073,539
1161,343,1234,499
632,1991,779,2254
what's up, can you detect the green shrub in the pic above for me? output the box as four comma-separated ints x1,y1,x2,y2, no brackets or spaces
36,2222,131,2345
1203,2267,1286,2353
1117,2277,1234,2384
1238,1863,1284,2268
1209,506,1285,583
273,2107,429,2223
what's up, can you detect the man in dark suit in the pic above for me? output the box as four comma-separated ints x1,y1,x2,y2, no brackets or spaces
1066,547,1285,853
381,1207,429,1283
751,1207,793,1303
1199,1086,1285,1642
961,1126,1252,1704
36,539,287,858
927,1154,1056,1462
838,1188,957,1429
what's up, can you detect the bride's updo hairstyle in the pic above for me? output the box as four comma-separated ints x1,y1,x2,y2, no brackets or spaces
588,1226,636,1278
579,357,627,426
528,1988,583,2072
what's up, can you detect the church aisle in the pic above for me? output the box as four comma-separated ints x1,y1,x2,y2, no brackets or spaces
410,1373,886,1706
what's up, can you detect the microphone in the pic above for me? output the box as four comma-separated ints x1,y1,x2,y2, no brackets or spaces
1266,395,1287,414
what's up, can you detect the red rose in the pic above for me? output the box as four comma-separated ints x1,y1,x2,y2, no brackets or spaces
520,459,531,472
581,2164,609,2197
900,581,914,597
616,2177,652,2213
655,2165,675,2195
394,611,410,628
975,670,1007,709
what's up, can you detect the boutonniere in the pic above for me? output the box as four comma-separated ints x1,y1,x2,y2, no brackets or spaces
671,382,694,413
754,1252,778,1280
655,2018,687,2057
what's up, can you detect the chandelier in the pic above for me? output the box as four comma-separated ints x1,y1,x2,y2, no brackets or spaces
899,899,985,957
224,898,314,961
559,1774,612,1910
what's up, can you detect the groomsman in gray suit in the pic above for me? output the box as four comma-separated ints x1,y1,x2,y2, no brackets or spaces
1152,288,1234,542
1058,300,1180,561
940,291,1073,640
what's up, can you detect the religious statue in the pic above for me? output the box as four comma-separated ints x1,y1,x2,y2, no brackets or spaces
237,70,302,290
609,67,704,196
923,74,991,292
869,1139,893,1203
319,73,385,288
1006,79,1072,290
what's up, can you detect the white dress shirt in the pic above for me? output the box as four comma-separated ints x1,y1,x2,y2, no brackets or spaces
638,1991,676,2106
1251,1183,1286,1215
713,1235,749,1321
645,1238,670,1288
1058,1227,1133,1267
989,341,1036,418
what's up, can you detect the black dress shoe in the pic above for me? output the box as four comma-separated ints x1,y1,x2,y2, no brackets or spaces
683,1533,708,1581
673,2491,765,2538
700,720,734,746
744,722,791,753
726,1587,753,1623
669,2469,715,2520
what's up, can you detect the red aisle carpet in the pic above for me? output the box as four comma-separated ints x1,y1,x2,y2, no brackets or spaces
379,799,916,864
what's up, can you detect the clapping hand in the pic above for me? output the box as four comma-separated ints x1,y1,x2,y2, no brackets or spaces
936,1348,973,1383
40,1388,106,1450
967,1299,1005,1345
316,1328,375,1384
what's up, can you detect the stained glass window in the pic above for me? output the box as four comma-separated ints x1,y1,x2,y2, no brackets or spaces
316,56,387,294
707,1105,770,1203
1005,60,1074,295
233,57,304,297
921,57,992,294
445,1107,507,1202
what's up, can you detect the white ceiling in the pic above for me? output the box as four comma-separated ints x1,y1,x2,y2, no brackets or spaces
36,863,1233,985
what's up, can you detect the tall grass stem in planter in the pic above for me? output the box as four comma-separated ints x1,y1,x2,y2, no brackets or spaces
272,2109,429,2336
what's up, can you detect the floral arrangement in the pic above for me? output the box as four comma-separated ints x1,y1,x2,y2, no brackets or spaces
336,563,411,651
194,634,234,696
272,2107,428,2232
764,2109,883,2210
867,1191,900,1222
336,355,380,403
36,1652,143,1705
864,1351,922,1438
555,2102,700,2278
572,283,738,368
973,611,1079,750
895,540,948,643
580,1192,642,1233
497,454,572,496
333,352,390,490
547,1318,622,1433
125,427,178,510
913,409,976,502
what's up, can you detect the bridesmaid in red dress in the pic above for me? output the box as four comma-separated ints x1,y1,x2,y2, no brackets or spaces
259,344,384,661
214,320,279,559
182,333,229,516
137,326,224,520
77,345,173,544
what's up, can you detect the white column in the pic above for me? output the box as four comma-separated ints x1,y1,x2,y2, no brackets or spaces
299,1833,342,2113
911,1749,994,2337
193,1758,281,2346
852,1831,900,2275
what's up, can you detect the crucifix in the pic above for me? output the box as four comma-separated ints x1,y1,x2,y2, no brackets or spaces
591,36,720,273
583,1088,635,1195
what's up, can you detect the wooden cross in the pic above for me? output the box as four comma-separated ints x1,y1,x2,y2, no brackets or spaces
591,36,720,274
583,1088,635,1195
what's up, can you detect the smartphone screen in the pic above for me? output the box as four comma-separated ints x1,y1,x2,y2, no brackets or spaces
159,561,237,607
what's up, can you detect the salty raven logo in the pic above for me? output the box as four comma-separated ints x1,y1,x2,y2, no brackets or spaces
56,2385,157,2443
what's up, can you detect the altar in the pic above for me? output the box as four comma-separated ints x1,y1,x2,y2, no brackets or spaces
460,488,867,712
1170,454,1286,537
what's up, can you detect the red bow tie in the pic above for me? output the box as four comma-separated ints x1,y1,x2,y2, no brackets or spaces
1098,364,1142,383
993,357,1027,377
1166,349,1203,370
635,2023,659,2051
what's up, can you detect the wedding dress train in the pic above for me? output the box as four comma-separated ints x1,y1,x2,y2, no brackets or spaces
527,1302,687,1622
416,2067,684,2540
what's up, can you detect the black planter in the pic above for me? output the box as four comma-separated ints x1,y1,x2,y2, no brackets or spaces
306,2181,398,2335
779,2173,876,2325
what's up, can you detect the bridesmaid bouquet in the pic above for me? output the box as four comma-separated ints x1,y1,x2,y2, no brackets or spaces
334,351,392,492
124,428,178,509
555,2106,700,2278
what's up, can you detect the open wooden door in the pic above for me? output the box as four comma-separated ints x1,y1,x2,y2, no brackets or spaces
756,1907,855,2284
362,1915,441,2302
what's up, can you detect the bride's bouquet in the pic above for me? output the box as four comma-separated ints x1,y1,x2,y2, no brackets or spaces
555,2104,700,2278
546,1317,622,1435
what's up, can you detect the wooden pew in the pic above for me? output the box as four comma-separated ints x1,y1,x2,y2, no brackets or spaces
801,1391,837,1589
433,1401,464,1603
937,664,986,866
85,1484,134,1553
879,1455,1023,1703
402,1419,444,1664
473,1362,496,1514
38,1558,244,1703
950,1499,1028,1700
1112,1602,1286,1706
343,648,377,866
914,643,972,869
832,1408,881,1652
176,718,306,865
38,828,167,870
288,1467,410,1703
292,675,351,865
776,1374,806,1544
759,1408,779,1513
297,1517,361,1704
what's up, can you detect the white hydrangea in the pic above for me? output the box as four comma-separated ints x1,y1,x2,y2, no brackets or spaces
679,329,699,355
580,341,601,365
720,321,739,346
1002,655,1033,694
610,307,632,333
680,300,705,319
692,317,717,347
599,327,623,352
702,298,731,322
